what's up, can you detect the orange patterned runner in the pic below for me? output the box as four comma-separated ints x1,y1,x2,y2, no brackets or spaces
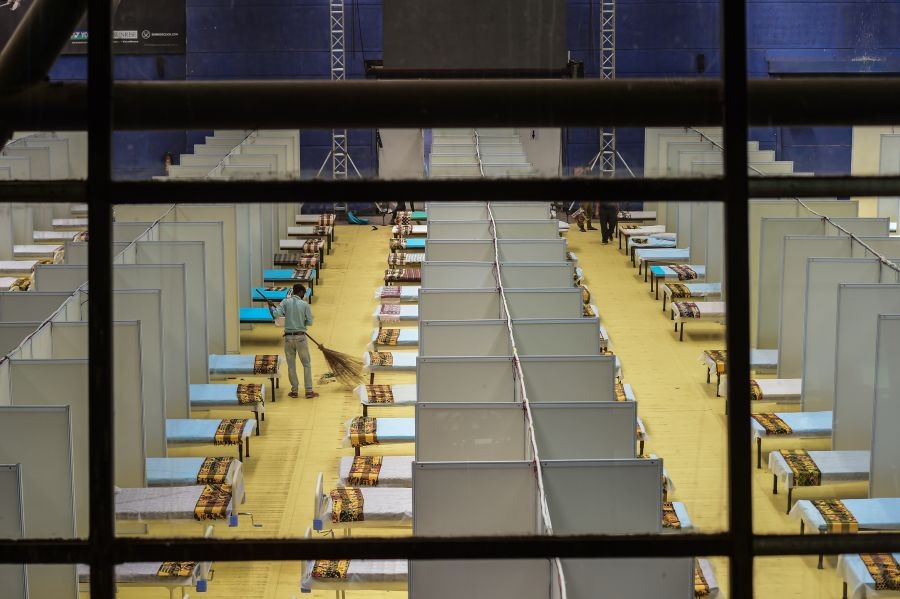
752,413,793,435
253,354,278,375
812,499,859,533
861,554,900,591
367,352,393,367
330,488,364,522
236,383,263,404
157,562,196,577
365,385,395,404
375,329,401,346
750,380,763,401
349,416,378,447
312,559,351,579
675,302,702,318
694,563,710,596
197,457,233,484
670,265,698,280
667,283,692,298
662,502,681,529
213,419,248,445
614,383,627,402
193,484,232,520
703,350,727,375
779,450,822,487
348,456,383,486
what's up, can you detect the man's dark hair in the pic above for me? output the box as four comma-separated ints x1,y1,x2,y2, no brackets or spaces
293,283,306,298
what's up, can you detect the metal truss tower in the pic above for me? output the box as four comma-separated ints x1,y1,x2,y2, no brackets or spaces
330,0,349,179
589,0,617,176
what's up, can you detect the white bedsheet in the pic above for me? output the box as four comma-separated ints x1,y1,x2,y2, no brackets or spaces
770,450,870,489
391,224,427,236
672,300,726,323
318,487,413,529
338,455,414,487
635,248,690,265
0,259,38,274
375,285,420,303
301,559,408,592
0,276,19,290
362,352,417,373
751,411,833,440
664,282,721,298
620,224,666,236
839,553,900,599
388,252,425,264
13,244,62,258
367,328,419,350
373,304,419,325
355,383,417,406
115,485,233,521
790,498,900,532
720,377,802,401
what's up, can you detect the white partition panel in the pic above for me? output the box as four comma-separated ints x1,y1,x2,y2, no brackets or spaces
31,264,88,292
750,200,801,345
0,464,27,599
427,220,492,240
413,462,538,536
521,356,617,403
425,239,566,262
503,289,584,319
0,292,72,321
424,241,495,262
416,403,526,461
707,202,725,286
801,199,859,218
802,259,882,411
777,236,852,377
543,459,663,534
419,320,600,357
0,323,40,356
830,217,890,237
495,220,559,239
114,264,190,418
63,240,88,265
420,262,497,289
425,201,489,220
417,357,516,402
0,407,78,597
136,241,209,383
757,218,827,348
689,201,708,265
113,221,155,243
157,222,230,354
853,237,900,257
500,263,574,288
490,202,552,220
561,558,694,599
419,289,501,320
531,403,637,459
113,206,171,222
832,285,900,450
869,316,900,497
410,560,549,599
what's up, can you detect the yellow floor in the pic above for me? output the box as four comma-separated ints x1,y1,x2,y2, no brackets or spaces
113,223,852,599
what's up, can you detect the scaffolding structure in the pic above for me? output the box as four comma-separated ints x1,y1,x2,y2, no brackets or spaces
589,0,617,176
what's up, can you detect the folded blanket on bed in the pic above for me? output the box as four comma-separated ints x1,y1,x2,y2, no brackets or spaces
378,286,402,301
632,237,650,245
662,502,681,529
670,265,698,281
367,352,394,367
389,239,408,251
349,416,378,447
379,304,401,323
331,488,365,522
780,449,822,486
291,269,316,281
9,277,30,291
375,329,401,346
214,419,249,445
614,383,627,402
364,385,394,405
312,559,351,579
667,283,692,298
582,304,597,317
812,499,858,533
348,456,383,486
675,302,702,318
620,223,641,230
394,225,414,237
158,562,196,577
395,211,415,225
387,253,423,267
197,457,233,485
694,564,710,596
194,483,232,520
384,268,421,283
750,380,763,401
295,256,318,269
312,225,329,236
579,284,591,304
703,350,728,375
318,214,336,226
74,231,89,242
861,554,900,591
752,413,793,435
274,251,318,266
237,383,263,404
254,354,279,375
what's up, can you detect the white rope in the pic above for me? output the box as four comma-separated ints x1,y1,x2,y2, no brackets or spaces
485,202,567,599
474,130,486,178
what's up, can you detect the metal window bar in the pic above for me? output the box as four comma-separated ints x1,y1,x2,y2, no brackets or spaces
0,0,899,596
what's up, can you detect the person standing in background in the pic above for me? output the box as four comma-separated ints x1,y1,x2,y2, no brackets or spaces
576,201,598,232
599,200,620,244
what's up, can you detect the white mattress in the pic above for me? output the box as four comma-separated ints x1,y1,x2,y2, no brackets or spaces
375,285,420,303
0,276,19,290
391,224,427,236
719,377,802,401
388,252,425,264
790,498,900,532
362,351,417,373
53,217,88,228
318,487,413,529
635,248,690,263
620,224,666,236
355,383,417,406
343,417,415,447
33,230,78,242
0,260,37,274
770,450,869,490
367,328,419,350
13,244,61,258
301,559,408,592
839,553,900,599
663,282,722,298
620,210,656,220
115,485,233,521
672,300,726,322
750,411,833,440
208,354,280,377
189,383,266,413
654,264,706,279
338,455,414,487
636,416,647,442
373,304,419,325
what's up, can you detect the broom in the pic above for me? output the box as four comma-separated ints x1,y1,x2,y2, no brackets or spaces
257,289,365,388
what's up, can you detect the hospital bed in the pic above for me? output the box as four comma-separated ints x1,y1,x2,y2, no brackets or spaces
791,498,900,568
384,267,421,285
662,282,722,311
52,217,88,230
373,304,418,325
312,472,413,533
240,307,276,325
274,240,326,265
838,553,900,599
628,235,677,261
116,485,237,536
0,259,39,275
387,252,425,267
190,382,266,423
695,558,723,599
269,254,320,281
389,237,426,252
720,377,802,404
0,276,29,291
13,244,63,261
301,555,407,597
662,501,694,532
393,210,428,224
701,349,778,391
672,301,726,341
617,223,666,249
281,235,331,256
391,224,428,238
619,210,657,223
374,285,420,303
295,213,337,241
362,351,416,384
167,418,257,459
635,248,690,274
355,383,416,416
368,328,418,350
751,411,832,469
287,225,333,253
263,268,316,295
33,230,79,243
209,353,281,394
342,416,415,456
338,455,414,487
147,456,247,505
770,449,870,513
649,264,706,296
251,286,313,305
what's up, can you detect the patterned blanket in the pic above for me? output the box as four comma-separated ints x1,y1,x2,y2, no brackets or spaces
580,284,591,304
394,225,413,237
365,385,395,404
812,499,859,533
74,231,89,242
694,564,710,597
703,350,727,375
157,562,196,577
236,383,263,404
670,265,698,281
384,268,421,283
197,457,233,485
273,252,308,265
395,211,413,225
389,239,408,251
632,237,649,245
620,224,641,230
296,256,318,269
667,283,692,298
571,208,586,226
379,304,401,323
387,253,415,267
582,304,596,317
253,354,279,375
348,456,383,486
9,277,30,291
312,559,351,579
662,502,681,529
379,286,402,300
318,214,336,226
312,225,329,236
349,416,378,447
614,383,627,402
779,449,822,487
375,329,401,346
752,413,793,435
367,352,394,367
861,554,900,591
330,488,365,522
675,302,702,318
750,380,763,401
291,269,315,281
194,484,232,520
214,419,248,445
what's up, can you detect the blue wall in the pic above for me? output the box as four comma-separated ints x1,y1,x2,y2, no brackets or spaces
49,0,900,179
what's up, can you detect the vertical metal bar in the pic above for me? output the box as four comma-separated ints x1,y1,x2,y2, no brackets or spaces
87,0,115,594
721,0,752,594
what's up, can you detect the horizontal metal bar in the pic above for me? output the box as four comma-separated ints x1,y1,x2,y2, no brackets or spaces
3,78,900,130
748,175,900,198
755,533,900,556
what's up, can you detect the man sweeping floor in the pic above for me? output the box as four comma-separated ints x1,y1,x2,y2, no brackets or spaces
267,283,319,398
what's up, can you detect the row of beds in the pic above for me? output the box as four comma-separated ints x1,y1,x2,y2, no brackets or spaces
0,217,90,291
300,216,722,599
619,217,893,597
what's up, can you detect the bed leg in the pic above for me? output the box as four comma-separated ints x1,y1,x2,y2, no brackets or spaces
639,440,644,455
787,488,793,514
655,278,661,300
773,474,778,495
707,368,711,384
800,520,805,534
843,582,848,599
254,411,260,435
363,405,368,417
239,441,244,460
369,372,375,385
679,323,684,341
644,267,649,283
716,374,721,397
674,322,678,332
355,447,361,457
662,296,667,312
757,438,762,469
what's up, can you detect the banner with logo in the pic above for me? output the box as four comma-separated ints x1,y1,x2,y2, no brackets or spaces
0,0,185,55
